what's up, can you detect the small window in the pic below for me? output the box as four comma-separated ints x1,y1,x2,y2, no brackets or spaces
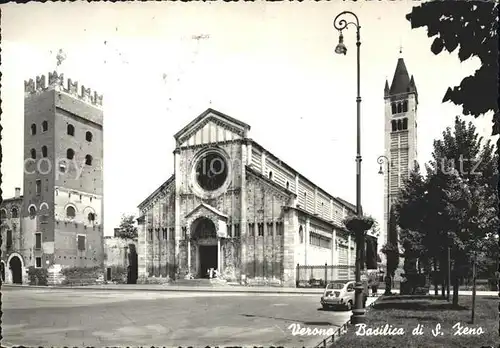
30,149,36,159
248,223,255,237
391,120,397,132
163,229,167,240
391,103,396,115
77,235,86,251
85,155,93,166
11,207,18,218
227,224,232,238
67,124,75,136
234,224,240,238
42,121,48,132
269,171,273,180
66,206,76,219
0,209,6,221
35,257,42,268
258,223,264,236
31,124,37,135
42,146,48,158
35,233,42,250
397,103,402,113
86,131,93,142
267,222,273,236
286,181,290,190
29,206,37,218
299,226,304,243
36,180,42,194
402,100,408,112
67,149,75,160
88,212,95,223
6,230,12,248
397,119,403,131
403,118,408,130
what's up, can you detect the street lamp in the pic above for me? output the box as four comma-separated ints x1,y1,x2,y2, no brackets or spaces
377,155,392,295
334,10,364,324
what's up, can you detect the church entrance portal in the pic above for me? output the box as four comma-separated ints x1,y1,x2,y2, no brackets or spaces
199,245,218,278
9,256,22,284
191,217,220,278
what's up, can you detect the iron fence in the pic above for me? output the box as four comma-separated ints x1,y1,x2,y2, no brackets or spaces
296,264,355,288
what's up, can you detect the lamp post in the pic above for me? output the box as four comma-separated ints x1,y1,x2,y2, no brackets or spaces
334,11,364,324
377,155,392,295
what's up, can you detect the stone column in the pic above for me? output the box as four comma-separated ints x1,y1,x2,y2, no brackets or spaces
187,238,191,275
137,218,147,278
304,217,310,265
240,140,248,281
173,148,181,278
217,238,221,272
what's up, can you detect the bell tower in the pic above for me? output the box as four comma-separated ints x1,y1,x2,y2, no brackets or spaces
380,52,418,254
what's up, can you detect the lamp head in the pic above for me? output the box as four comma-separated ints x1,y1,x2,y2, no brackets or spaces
378,166,384,175
335,33,347,55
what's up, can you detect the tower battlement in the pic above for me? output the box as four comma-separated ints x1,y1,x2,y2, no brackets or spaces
24,71,103,108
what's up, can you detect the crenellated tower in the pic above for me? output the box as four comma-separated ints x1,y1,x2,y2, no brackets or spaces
380,54,418,256
23,71,104,273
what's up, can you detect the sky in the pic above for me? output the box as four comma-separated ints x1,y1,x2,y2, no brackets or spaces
1,1,497,237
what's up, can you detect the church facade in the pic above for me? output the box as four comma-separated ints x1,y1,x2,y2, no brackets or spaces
137,108,377,287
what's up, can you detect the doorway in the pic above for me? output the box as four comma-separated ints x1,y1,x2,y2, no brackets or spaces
9,256,22,284
1,262,5,283
199,245,218,278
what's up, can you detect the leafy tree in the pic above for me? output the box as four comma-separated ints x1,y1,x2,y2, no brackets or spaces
406,0,499,136
116,214,138,240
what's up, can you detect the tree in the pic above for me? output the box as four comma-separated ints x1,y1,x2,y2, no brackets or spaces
116,214,138,240
406,0,499,136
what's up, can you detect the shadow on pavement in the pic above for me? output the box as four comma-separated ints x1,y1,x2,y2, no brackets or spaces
373,296,468,311
241,314,334,326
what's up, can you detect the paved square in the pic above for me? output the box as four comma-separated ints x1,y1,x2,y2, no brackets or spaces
2,288,356,347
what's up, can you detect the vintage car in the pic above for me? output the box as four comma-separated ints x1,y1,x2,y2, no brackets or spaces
320,280,368,310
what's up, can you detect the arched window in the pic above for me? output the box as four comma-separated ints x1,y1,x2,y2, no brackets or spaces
11,207,18,218
402,101,408,113
299,226,304,243
397,103,402,113
42,121,48,132
42,146,48,158
67,124,75,136
286,181,290,190
391,120,397,132
88,212,96,223
30,149,36,159
29,205,37,218
86,131,93,142
67,149,75,160
391,103,396,114
268,171,273,180
397,119,403,131
403,118,408,130
66,206,76,219
85,155,93,166
31,124,37,135
0,209,6,221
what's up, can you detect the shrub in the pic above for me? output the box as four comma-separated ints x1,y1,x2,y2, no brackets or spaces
27,266,48,286
61,266,104,286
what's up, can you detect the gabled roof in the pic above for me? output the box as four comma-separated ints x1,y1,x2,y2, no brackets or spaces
137,175,175,209
174,108,251,142
185,202,228,220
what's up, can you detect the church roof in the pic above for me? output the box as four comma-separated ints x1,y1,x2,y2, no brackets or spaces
389,58,411,95
174,108,251,142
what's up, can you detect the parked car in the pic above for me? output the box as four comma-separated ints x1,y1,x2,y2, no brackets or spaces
320,280,368,311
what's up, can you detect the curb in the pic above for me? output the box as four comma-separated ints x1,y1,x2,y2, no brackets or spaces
314,295,382,348
1,284,324,295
